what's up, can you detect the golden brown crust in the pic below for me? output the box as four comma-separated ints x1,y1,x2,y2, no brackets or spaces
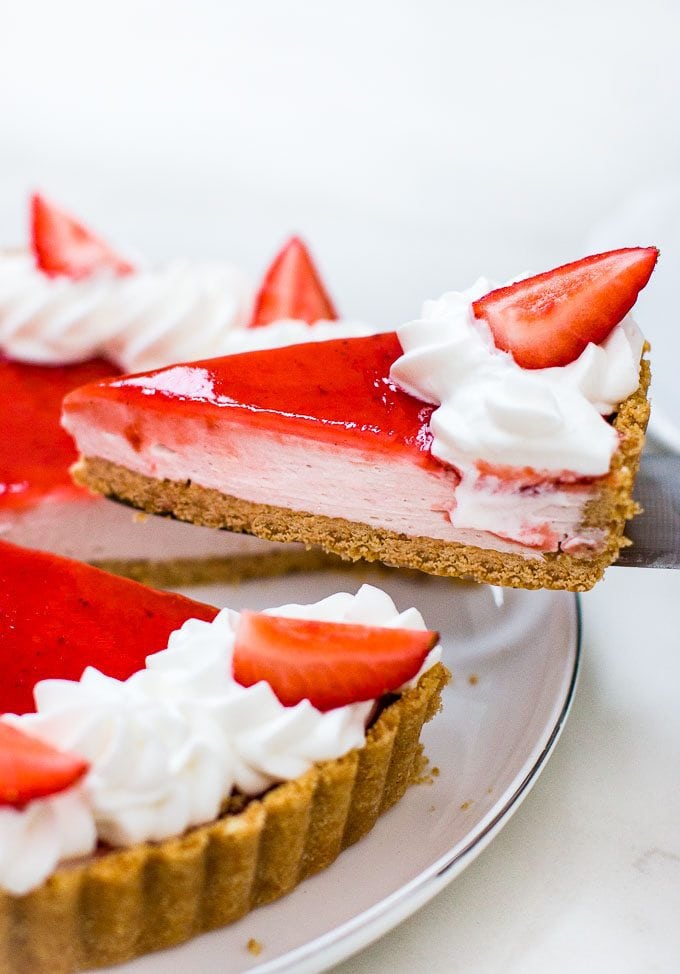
0,664,449,974
91,547,341,588
72,359,650,592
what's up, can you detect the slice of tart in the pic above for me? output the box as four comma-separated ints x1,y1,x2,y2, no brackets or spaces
0,195,377,584
64,248,657,592
0,539,447,974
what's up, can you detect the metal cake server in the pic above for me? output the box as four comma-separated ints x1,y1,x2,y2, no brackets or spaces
617,452,680,568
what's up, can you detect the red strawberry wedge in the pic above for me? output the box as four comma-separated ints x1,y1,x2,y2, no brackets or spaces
249,236,338,327
472,247,659,370
31,193,135,280
233,611,438,711
0,722,89,807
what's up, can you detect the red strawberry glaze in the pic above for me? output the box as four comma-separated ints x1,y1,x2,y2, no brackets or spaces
0,355,117,511
0,541,218,716
63,333,439,464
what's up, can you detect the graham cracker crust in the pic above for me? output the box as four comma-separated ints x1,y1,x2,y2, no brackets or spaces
92,547,341,589
72,360,650,592
0,663,449,974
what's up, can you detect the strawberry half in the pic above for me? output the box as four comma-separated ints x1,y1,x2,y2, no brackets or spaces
472,247,658,369
31,193,135,280
0,723,89,808
248,236,338,327
233,611,438,711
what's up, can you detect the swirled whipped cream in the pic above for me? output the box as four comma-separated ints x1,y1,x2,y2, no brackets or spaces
391,277,644,478
0,584,439,894
0,251,253,372
0,252,382,372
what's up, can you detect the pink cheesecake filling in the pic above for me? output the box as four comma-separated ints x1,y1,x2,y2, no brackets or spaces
64,396,603,558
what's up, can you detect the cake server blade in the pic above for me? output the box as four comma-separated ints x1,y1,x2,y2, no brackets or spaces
617,453,680,568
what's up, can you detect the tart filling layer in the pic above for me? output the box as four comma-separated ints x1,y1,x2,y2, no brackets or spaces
66,389,605,558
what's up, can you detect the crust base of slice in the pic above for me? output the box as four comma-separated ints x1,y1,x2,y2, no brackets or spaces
90,547,341,589
72,360,650,592
0,664,448,974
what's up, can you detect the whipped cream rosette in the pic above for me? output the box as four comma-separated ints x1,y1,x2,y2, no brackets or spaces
390,274,646,545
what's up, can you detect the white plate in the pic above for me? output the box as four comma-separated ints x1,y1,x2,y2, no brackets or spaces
100,567,580,974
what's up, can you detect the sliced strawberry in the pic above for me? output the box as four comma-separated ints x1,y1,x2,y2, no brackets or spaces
0,723,89,808
249,236,338,327
233,611,438,711
472,247,658,369
31,193,135,280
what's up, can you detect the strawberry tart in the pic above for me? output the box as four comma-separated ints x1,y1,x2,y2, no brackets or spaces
0,539,447,974
64,248,656,591
0,195,380,584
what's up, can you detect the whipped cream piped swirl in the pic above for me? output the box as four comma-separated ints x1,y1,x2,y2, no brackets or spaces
0,252,254,372
0,585,439,894
390,277,645,478
0,252,383,372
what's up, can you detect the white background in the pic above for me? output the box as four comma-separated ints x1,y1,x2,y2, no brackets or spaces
2,3,680,972
2,0,680,325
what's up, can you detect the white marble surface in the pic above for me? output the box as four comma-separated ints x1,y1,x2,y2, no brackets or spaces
331,566,680,974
